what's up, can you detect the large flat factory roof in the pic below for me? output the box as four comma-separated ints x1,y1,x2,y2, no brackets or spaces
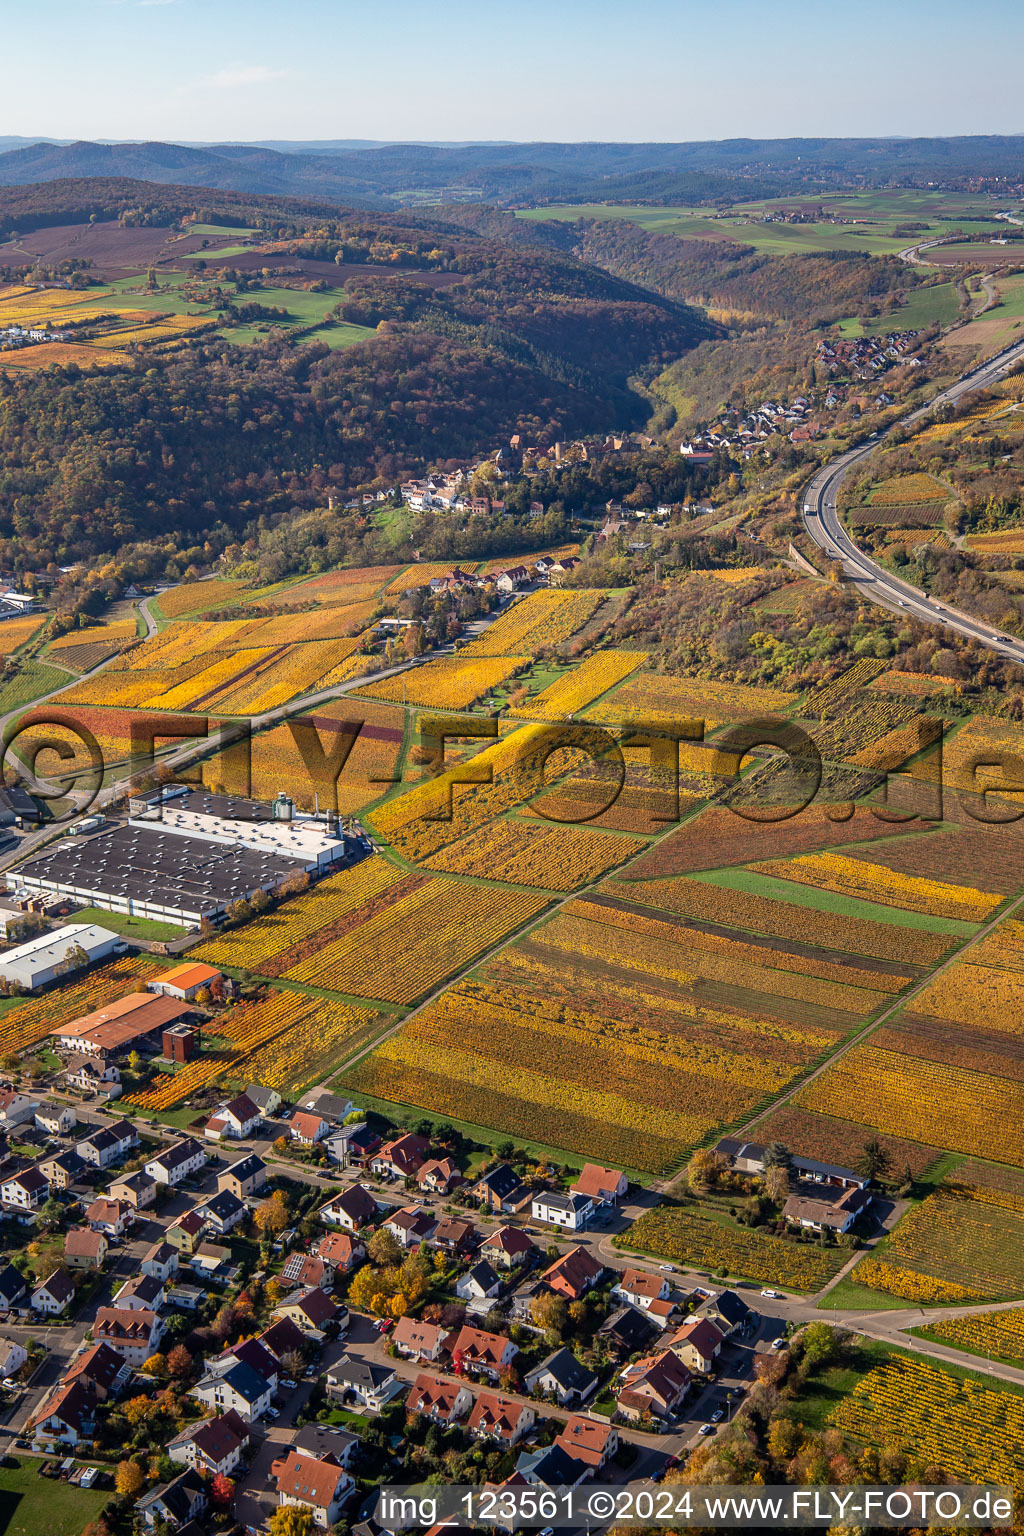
13,821,308,918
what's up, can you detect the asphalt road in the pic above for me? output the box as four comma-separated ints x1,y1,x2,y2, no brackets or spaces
800,331,1024,659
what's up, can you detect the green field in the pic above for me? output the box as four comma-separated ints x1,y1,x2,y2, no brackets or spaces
517,191,1012,258
91,273,375,349
837,281,963,337
0,1458,109,1536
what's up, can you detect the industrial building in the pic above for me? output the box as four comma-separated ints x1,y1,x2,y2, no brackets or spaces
53,992,193,1059
6,790,351,928
0,923,120,992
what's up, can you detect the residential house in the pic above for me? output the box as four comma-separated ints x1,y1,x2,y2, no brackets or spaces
34,1103,76,1136
64,1055,120,1094
611,1268,675,1327
370,1132,430,1180
94,1306,164,1366
145,1136,207,1186
384,1205,437,1250
432,1217,477,1258
141,1240,179,1282
281,1253,330,1292
598,1304,657,1359
273,1284,338,1339
112,1273,166,1312
326,1355,403,1412
783,1183,872,1233
135,1468,208,1531
1,1165,49,1216
205,1092,262,1141
196,1188,246,1236
570,1163,628,1206
243,1082,282,1118
31,1267,75,1316
218,1152,268,1200
407,1372,473,1423
220,1337,280,1390
192,1359,275,1422
474,1163,532,1214
0,1091,37,1128
692,1288,753,1337
65,1226,108,1270
106,1169,156,1210
516,1441,590,1489
85,1195,133,1238
540,1246,603,1301
554,1416,619,1474
0,1264,26,1310
65,1341,132,1401
38,1149,85,1191
524,1347,598,1408
448,1325,518,1382
468,1392,536,1444
167,1209,206,1254
0,1336,27,1378
531,1190,593,1232
324,1122,370,1169
189,1241,234,1283
319,1184,379,1231
290,1110,330,1146
392,1316,451,1363
417,1157,464,1195
616,1349,691,1423
148,961,222,1000
316,1231,365,1274
296,1088,354,1124
481,1226,535,1270
668,1318,724,1375
714,1139,869,1191
271,1446,355,1529
259,1316,308,1362
456,1259,502,1304
29,1379,95,1450
168,1409,250,1477
76,1118,138,1168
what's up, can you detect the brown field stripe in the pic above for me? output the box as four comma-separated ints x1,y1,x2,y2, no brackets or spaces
189,645,290,711
257,871,430,977
576,890,924,979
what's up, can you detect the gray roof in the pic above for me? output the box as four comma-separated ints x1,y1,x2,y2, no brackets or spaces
527,1347,597,1394
18,819,307,919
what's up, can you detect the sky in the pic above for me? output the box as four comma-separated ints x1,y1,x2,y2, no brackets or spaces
2,0,1022,145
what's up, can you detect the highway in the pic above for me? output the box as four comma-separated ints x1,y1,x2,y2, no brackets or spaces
800,331,1024,662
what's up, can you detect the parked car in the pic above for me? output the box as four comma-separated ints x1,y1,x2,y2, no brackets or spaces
771,1337,787,1351
760,1288,779,1298
698,1424,714,1436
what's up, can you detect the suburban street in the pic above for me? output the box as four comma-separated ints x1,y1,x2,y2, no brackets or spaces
801,329,1024,656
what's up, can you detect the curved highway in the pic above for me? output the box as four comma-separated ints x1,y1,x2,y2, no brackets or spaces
801,331,1024,664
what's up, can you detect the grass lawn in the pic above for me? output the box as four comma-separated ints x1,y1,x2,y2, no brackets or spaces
783,1335,892,1430
814,1276,916,1312
66,906,187,942
0,1457,109,1536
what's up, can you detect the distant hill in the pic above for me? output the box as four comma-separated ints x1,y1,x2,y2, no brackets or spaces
2,134,1022,207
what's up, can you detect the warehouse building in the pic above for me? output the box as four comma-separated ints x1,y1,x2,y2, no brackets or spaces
0,923,120,991
53,992,193,1059
6,791,351,928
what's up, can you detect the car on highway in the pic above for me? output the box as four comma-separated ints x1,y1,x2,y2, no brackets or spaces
760,1288,780,1298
